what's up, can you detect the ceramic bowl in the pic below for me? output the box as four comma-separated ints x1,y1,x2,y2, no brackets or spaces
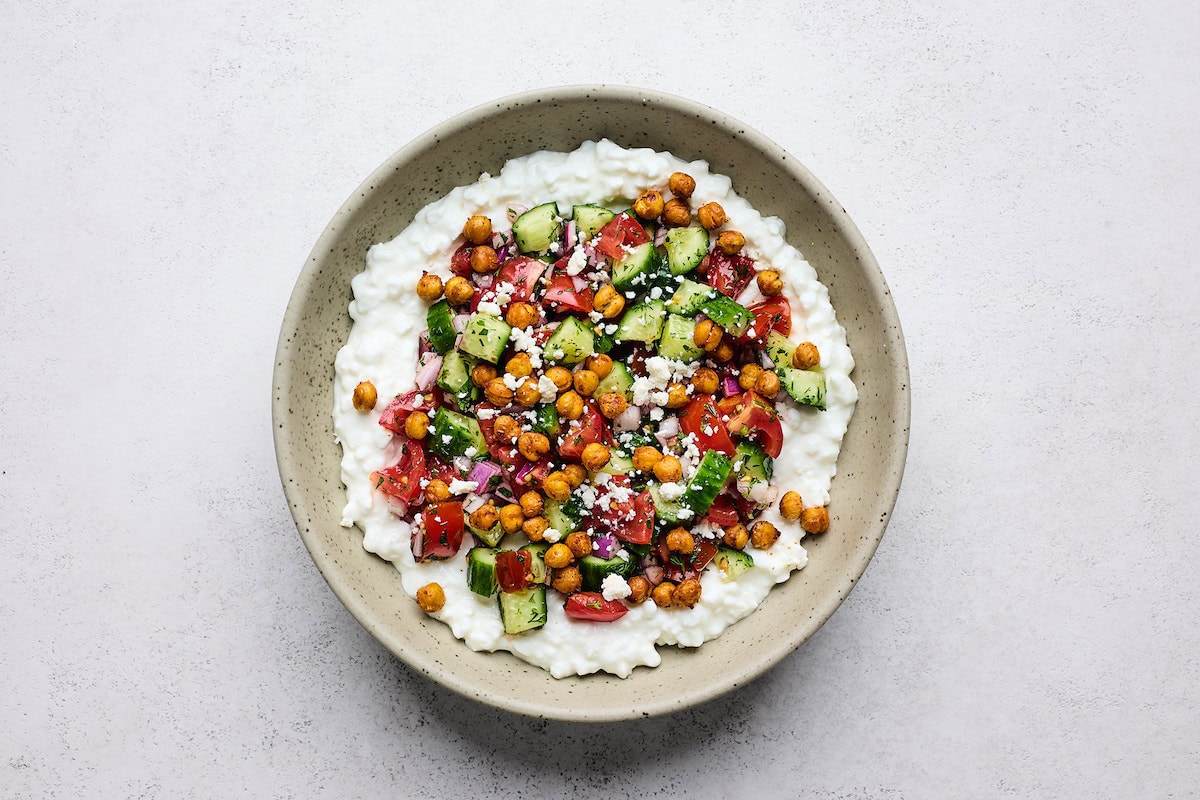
273,85,909,721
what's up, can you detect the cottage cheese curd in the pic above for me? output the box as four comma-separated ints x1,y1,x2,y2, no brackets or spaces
333,140,856,678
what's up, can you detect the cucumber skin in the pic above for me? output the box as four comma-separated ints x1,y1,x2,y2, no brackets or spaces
543,316,595,366
594,361,634,401
466,547,499,596
667,279,717,317
657,314,704,362
780,368,827,410
512,203,563,254
714,547,754,581
765,331,795,372
427,299,457,354
614,299,667,344
698,295,753,337
579,554,635,592
680,451,735,518
664,226,710,275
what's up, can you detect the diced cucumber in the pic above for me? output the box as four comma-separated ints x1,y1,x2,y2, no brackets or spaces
579,553,635,592
459,312,512,364
780,368,827,410
594,361,634,401
657,314,704,362
466,547,499,596
436,350,475,398
498,586,547,634
593,329,615,354
466,509,505,547
426,299,457,354
765,331,796,372
532,404,560,436
427,407,487,461
512,202,563,254
613,299,666,344
611,242,661,292
713,546,754,582
518,542,550,584
699,295,753,337
544,497,582,536
667,279,717,316
572,204,615,242
599,449,633,476
733,441,773,500
648,482,687,524
543,316,595,366
680,450,735,518
664,226,709,275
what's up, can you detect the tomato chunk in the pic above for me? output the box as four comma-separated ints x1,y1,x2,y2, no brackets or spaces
699,249,757,297
704,492,740,527
725,391,783,458
593,214,651,260
564,592,629,622
679,397,737,456
556,401,611,461
417,501,464,561
592,478,653,545
372,438,427,505
495,550,532,592
737,296,792,344
543,274,594,314
378,390,438,434
450,243,473,276
495,256,547,303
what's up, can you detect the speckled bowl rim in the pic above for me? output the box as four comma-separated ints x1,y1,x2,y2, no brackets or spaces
274,85,909,721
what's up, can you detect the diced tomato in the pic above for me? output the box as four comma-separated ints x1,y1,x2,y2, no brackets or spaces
679,397,737,456
417,501,464,561
593,213,651,260
378,390,439,433
516,458,554,487
564,592,629,622
495,256,547,303
660,540,719,583
532,324,556,346
699,249,757,297
593,479,653,545
425,454,461,486
556,401,611,461
450,243,473,276
704,492,740,527
737,296,792,344
495,550,532,592
372,438,427,505
543,274,594,314
725,391,783,458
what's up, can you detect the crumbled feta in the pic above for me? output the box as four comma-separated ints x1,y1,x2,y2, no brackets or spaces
477,300,502,316
493,281,515,307
537,374,559,403
502,373,523,391
441,434,452,445
566,246,588,276
543,527,563,544
659,481,686,501
601,574,632,601
464,447,478,459
448,479,478,495
649,286,663,299
649,407,664,422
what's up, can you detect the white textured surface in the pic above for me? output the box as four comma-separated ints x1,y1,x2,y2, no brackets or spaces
2,1,1197,797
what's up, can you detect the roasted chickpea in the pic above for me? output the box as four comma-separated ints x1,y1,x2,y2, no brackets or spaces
750,520,780,550
792,341,821,370
691,368,720,395
545,366,573,392
666,527,695,554
593,285,625,319
469,502,499,531
462,215,493,245
444,275,474,306
504,352,532,378
756,268,784,297
484,377,514,406
522,516,549,542
543,471,572,501
515,377,541,407
573,369,600,397
697,201,727,230
585,354,613,380
425,479,451,504
627,575,651,604
544,543,574,569
673,578,702,608
493,414,520,443
403,410,430,440
665,383,690,409
800,506,830,534
556,390,584,420
693,318,724,352
716,230,746,255
724,523,749,550
754,370,781,399
653,455,683,483
668,172,696,199
563,464,587,488
416,272,443,302
416,582,445,613
651,581,676,608
499,503,525,534
738,363,765,391
581,442,611,471
632,446,663,473
517,431,550,461
662,198,691,226
713,341,735,363
352,381,377,412
633,189,665,220
505,301,538,329
470,363,497,388
469,244,499,273
565,531,592,559
780,491,803,521
551,566,583,594
596,391,628,420
519,491,544,519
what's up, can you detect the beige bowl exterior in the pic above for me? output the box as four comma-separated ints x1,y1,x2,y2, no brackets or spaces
273,86,909,721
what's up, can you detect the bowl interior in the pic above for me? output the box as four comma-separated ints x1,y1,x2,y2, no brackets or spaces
273,86,909,721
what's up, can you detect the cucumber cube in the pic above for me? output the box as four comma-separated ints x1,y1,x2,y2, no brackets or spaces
543,316,595,366
460,312,512,364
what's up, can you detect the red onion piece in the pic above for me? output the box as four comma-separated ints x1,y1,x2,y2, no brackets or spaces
571,275,588,292
410,526,423,560
722,376,741,397
468,460,503,488
654,225,668,246
452,313,470,333
415,355,443,390
452,455,472,474
564,220,577,251
474,273,494,289
514,461,536,485
642,565,665,586
614,406,641,433
593,533,619,559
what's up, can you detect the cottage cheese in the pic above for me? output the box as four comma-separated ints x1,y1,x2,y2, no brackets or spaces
332,140,857,678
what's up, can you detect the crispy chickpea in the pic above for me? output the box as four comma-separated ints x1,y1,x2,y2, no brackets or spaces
596,391,628,420
504,352,533,378
673,578,702,608
563,464,587,488
633,190,665,220
444,275,474,306
425,479,451,504
493,414,520,443
469,244,499,273
632,446,663,473
585,354,613,380
750,520,780,550
522,516,549,542
462,215,493,245
664,382,690,409
470,363,497,388
800,506,830,534
755,370,781,399
738,363,765,391
515,377,541,407
542,471,572,501
505,301,538,329
651,581,676,608
792,341,821,370
662,198,691,226
668,172,696,199
697,201,727,230
499,503,525,534
573,369,600,397
484,378,514,406
779,491,803,521
517,431,550,461
691,368,719,395
404,410,430,440
551,566,582,594
545,366,573,392
544,543,574,569
715,230,746,255
693,318,724,352
756,268,784,297
416,272,443,302
416,582,445,613
666,527,695,554
713,341,735,363
352,381,377,412
724,523,749,550
556,390,584,420
593,285,625,319
565,531,592,559
518,491,545,519
581,442,611,471
653,455,683,483
469,502,499,531
627,575,651,604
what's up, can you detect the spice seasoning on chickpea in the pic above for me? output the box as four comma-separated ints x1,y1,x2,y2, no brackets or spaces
593,285,625,318
562,464,587,488
505,302,538,329
693,319,724,352
469,244,499,273
542,471,572,501
662,198,691,226
416,583,445,613
556,390,584,420
581,442,611,471
517,432,550,461
750,521,780,550
415,272,443,302
404,410,430,440
652,456,683,483
515,377,541,407
352,381,377,412
462,215,492,245
716,230,745,255
651,582,676,608
779,491,803,521
691,368,719,395
800,506,830,534
724,523,749,550
444,275,474,306
673,578,702,608
499,504,524,534
484,378,514,406
545,366,573,391
519,491,544,519
470,363,497,388
754,371,781,399
544,543,574,569
738,363,764,391
522,517,549,541
585,354,613,379
573,369,600,397
697,201,727,230
792,341,821,370
596,391,628,419
756,269,783,297
633,190,665,219
565,531,592,559
668,172,696,199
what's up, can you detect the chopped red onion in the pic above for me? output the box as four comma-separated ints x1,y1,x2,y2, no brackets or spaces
657,416,680,438
415,355,443,390
614,406,641,433
514,461,536,485
468,460,503,488
571,275,588,292
418,333,433,357
493,482,517,504
654,225,669,246
642,565,665,586
452,313,470,333
564,220,577,252
474,273,493,289
463,493,487,513
410,526,423,559
593,534,618,559
452,455,472,474
722,376,741,397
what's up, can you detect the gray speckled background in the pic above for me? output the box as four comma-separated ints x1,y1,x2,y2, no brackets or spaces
2,1,1197,797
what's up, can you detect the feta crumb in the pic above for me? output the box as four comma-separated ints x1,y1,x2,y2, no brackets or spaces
537,374,559,403
601,574,632,601
566,246,588,276
477,300,502,316
649,286,663,299
543,527,563,544
448,479,478,495
649,407,664,422
659,481,686,501
441,434,452,445
464,447,478,459
502,373,522,391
